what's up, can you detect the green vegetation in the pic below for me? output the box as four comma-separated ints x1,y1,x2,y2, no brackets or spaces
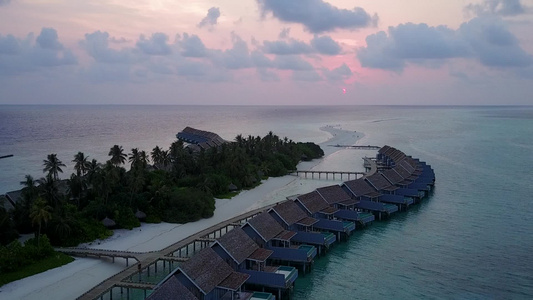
0,131,323,275
0,235,74,286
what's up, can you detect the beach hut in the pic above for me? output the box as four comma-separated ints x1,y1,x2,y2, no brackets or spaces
294,191,355,240
135,210,147,220
242,212,316,270
268,201,335,254
228,183,238,192
101,217,116,228
315,185,375,227
158,247,250,300
342,179,398,220
148,276,199,300
211,227,295,299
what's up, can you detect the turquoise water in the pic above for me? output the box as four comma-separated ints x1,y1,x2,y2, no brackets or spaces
1,105,532,299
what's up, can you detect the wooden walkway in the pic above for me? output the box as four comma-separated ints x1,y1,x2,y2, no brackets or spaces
66,203,279,300
327,145,380,150
291,170,366,180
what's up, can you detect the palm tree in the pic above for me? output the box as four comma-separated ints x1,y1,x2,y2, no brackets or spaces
43,154,66,180
151,146,163,168
72,152,90,176
139,150,149,170
129,148,140,169
161,150,170,170
30,197,52,247
108,145,127,166
20,174,38,202
38,174,60,208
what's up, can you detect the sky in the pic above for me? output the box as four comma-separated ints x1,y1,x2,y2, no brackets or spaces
0,0,532,105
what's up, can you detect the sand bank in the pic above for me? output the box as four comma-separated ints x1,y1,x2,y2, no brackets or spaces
0,126,368,300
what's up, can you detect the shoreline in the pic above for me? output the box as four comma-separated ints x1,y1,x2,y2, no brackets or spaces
0,125,366,299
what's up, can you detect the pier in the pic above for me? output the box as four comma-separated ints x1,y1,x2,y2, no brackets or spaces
327,145,380,150
291,170,365,180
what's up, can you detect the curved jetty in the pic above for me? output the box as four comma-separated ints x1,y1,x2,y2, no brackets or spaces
60,145,434,300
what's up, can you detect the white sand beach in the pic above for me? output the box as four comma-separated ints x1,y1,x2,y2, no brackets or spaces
0,126,370,300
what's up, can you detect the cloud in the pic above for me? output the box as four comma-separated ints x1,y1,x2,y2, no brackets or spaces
136,33,171,55
198,7,221,28
36,28,63,51
356,17,532,72
210,34,251,69
0,34,21,55
278,28,291,39
322,63,352,81
292,70,322,81
257,68,279,81
0,0,11,7
257,0,378,33
251,50,273,68
176,33,208,57
274,55,314,70
263,38,313,55
262,35,341,56
310,35,341,55
460,16,532,67
0,28,77,76
465,0,527,16
80,31,132,63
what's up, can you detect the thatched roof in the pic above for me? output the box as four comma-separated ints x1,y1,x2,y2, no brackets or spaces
148,276,198,300
179,247,248,295
216,227,259,265
295,191,329,214
343,179,381,198
269,201,308,226
246,212,284,242
228,183,238,191
365,173,398,192
135,210,147,219
101,217,116,227
316,184,352,205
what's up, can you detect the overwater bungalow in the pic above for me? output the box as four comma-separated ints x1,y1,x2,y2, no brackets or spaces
151,247,250,300
176,127,227,151
211,227,295,299
242,212,316,271
342,179,398,220
315,185,375,227
293,191,355,241
268,201,336,254
364,173,414,210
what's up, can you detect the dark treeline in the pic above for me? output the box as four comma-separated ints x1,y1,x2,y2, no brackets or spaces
0,131,323,257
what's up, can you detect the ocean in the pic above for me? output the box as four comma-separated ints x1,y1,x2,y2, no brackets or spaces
1,105,532,299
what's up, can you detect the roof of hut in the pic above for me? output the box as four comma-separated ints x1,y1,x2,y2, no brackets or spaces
365,173,398,192
216,227,260,265
148,276,198,300
245,212,285,242
378,145,391,154
343,179,381,198
5,190,22,206
316,184,352,205
269,201,308,226
1,195,14,211
295,191,329,214
381,169,403,185
101,217,116,227
228,183,238,191
135,210,147,219
179,247,248,295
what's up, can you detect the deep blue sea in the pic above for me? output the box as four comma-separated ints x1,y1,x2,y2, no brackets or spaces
1,105,532,299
